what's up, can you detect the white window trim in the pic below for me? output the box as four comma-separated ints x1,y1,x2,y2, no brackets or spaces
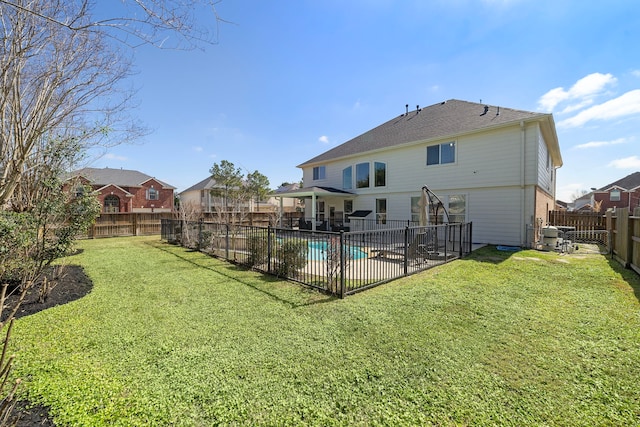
426,141,457,167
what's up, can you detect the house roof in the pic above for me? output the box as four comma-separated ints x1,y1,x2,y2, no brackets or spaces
270,186,354,199
298,99,562,168
597,171,640,191
275,183,301,193
180,176,221,194
69,167,175,189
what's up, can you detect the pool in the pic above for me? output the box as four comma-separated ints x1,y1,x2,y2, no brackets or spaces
307,240,368,261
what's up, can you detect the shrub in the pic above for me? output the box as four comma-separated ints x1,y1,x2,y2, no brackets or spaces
247,231,271,267
275,239,308,278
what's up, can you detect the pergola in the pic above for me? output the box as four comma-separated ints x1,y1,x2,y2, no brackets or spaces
270,186,354,231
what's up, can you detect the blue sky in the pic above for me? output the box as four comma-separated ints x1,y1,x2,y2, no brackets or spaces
91,0,640,202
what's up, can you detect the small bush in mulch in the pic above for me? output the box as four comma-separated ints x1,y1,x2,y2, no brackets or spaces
2,265,93,426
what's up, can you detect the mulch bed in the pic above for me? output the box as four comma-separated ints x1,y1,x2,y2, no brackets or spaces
2,265,93,426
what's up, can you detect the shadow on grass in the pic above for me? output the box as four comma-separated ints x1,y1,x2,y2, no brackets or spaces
148,242,337,308
606,255,640,303
464,245,514,264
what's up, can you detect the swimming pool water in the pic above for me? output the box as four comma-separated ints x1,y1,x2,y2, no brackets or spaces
307,241,368,261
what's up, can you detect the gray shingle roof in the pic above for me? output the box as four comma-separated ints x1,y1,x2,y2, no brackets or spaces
298,99,553,167
599,171,640,191
70,167,175,189
180,176,220,194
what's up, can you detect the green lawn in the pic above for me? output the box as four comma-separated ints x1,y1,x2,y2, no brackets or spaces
11,236,640,426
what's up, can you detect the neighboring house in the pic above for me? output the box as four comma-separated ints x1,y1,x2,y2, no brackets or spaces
68,167,175,213
270,183,304,212
180,176,279,212
179,177,225,212
555,200,568,211
571,192,594,212
591,171,640,212
274,99,562,246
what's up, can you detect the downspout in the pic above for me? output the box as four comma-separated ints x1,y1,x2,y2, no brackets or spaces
520,121,526,245
278,196,283,227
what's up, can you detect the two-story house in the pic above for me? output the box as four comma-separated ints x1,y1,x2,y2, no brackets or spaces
274,99,562,246
69,167,175,213
591,171,640,211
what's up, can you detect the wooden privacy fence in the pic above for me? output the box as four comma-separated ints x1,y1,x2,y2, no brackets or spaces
548,210,606,231
87,213,175,238
84,211,296,238
606,207,640,276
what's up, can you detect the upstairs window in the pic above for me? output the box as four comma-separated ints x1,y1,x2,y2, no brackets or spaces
147,187,159,200
356,162,369,188
342,166,352,190
374,162,386,187
427,142,456,166
313,166,326,181
610,189,621,202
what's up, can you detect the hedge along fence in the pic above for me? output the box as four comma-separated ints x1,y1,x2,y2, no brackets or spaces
161,219,473,298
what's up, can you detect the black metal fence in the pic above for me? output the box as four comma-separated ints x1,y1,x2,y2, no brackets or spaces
161,219,472,298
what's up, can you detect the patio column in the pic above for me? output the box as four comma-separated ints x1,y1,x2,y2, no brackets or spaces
311,193,317,231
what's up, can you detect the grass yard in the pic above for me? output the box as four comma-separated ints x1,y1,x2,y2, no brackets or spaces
10,236,640,426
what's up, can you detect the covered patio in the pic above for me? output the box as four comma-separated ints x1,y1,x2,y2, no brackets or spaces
270,186,354,231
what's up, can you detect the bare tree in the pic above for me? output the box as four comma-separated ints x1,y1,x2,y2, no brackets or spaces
0,0,225,49
0,0,225,208
0,2,224,422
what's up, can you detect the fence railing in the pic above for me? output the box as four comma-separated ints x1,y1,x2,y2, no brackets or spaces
606,207,640,275
161,219,473,298
282,217,419,232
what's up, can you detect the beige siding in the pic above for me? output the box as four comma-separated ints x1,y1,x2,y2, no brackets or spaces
300,122,553,245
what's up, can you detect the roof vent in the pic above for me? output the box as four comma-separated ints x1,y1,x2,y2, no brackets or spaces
405,104,409,115
496,106,500,116
481,105,489,116
416,104,421,114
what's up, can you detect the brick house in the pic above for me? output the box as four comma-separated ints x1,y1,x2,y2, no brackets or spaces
592,171,640,212
68,167,175,213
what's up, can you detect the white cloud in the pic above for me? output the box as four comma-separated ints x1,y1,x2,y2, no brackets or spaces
632,70,640,78
537,72,617,112
193,146,203,152
607,155,640,169
574,137,628,149
556,182,586,203
104,153,128,161
318,135,329,144
558,90,640,128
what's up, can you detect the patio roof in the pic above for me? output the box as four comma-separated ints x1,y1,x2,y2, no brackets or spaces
269,186,354,199
270,186,354,231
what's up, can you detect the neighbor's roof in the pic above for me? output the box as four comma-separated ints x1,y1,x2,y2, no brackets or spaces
69,167,175,189
598,171,640,191
298,99,562,168
180,176,221,194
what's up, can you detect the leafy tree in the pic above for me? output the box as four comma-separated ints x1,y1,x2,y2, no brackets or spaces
209,160,244,211
246,170,270,212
